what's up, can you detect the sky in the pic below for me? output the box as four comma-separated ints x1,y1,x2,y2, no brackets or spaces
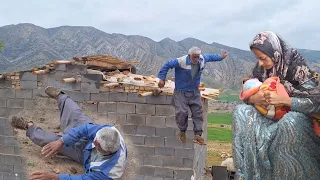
0,0,320,50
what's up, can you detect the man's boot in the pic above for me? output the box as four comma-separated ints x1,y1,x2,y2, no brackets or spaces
193,135,206,145
45,86,62,99
9,115,32,130
178,131,186,143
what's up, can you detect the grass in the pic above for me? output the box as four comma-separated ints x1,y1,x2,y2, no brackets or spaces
207,113,232,142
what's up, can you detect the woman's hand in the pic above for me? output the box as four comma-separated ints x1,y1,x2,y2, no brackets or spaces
248,90,269,108
263,91,292,107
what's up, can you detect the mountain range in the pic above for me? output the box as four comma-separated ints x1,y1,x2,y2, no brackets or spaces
1,23,320,89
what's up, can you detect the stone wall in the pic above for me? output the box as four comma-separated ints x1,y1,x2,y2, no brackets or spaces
0,63,209,180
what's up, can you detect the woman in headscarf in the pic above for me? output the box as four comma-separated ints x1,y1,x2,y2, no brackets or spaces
233,31,320,180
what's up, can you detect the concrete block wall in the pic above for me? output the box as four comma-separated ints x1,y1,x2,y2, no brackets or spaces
0,63,209,180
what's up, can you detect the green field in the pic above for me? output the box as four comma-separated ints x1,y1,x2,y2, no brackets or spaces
207,113,232,142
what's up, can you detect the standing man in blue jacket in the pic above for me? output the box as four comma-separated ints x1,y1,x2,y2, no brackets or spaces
10,86,127,180
157,46,228,145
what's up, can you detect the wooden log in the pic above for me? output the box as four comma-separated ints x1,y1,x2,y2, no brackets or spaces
53,60,74,64
138,92,153,97
103,83,120,88
32,69,49,75
61,77,76,83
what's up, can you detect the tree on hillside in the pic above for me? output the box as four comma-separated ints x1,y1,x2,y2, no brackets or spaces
0,41,4,51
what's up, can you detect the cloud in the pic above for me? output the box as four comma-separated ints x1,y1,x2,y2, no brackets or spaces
0,0,319,50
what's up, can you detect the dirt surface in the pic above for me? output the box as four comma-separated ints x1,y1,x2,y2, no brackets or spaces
14,97,137,180
206,141,232,167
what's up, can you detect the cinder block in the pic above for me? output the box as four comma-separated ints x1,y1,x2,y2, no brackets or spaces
0,98,6,107
136,104,155,115
144,156,163,166
145,176,163,180
128,93,147,103
4,155,22,165
137,126,155,136
81,74,102,83
0,80,13,88
24,100,36,110
163,156,183,167
13,164,24,173
146,116,165,128
6,99,24,108
117,103,135,114
63,90,90,102
120,125,137,134
0,118,9,127
145,137,164,147
155,147,174,156
0,126,14,136
81,82,100,93
47,78,81,91
0,163,13,173
134,146,155,156
55,64,67,71
107,113,126,124
138,166,155,176
81,103,98,113
0,89,15,98
98,102,117,113
90,93,109,102
3,136,19,146
133,175,145,180
165,116,176,128
183,158,193,168
3,172,25,180
174,148,194,159
15,89,33,99
20,71,37,81
20,81,37,89
0,108,22,118
109,93,128,102
32,88,48,98
156,105,175,116
156,128,175,138
165,138,193,148
126,135,145,145
0,145,14,154
127,114,146,126
166,96,174,105
174,170,194,179
146,95,167,105
154,168,174,178
66,63,87,74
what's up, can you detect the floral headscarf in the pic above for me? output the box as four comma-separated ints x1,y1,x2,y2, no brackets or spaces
249,31,320,103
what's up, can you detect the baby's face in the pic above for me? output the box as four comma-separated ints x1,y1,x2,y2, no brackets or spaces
243,78,262,91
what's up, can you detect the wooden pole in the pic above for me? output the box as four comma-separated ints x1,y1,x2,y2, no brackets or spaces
138,91,153,97
103,83,119,88
61,77,76,83
32,69,49,75
53,60,74,64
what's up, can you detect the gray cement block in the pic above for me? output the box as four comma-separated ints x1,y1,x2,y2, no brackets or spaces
126,135,145,145
145,137,164,147
15,89,33,99
4,155,22,165
0,99,6,107
3,136,19,146
0,108,22,118
0,89,15,98
165,137,193,149
146,95,167,105
154,168,174,178
163,156,183,167
138,166,155,176
60,90,90,102
98,102,117,113
55,64,67,71
165,116,176,128
144,156,163,166
128,93,147,103
145,176,163,180
0,164,13,173
174,170,194,179
133,175,145,180
20,72,37,81
32,88,48,98
0,118,9,127
155,147,174,156
127,114,146,126
134,146,155,156
136,104,155,115
117,103,135,114
90,93,109,102
109,93,128,102
0,145,14,154
120,125,137,134
107,112,126,124
174,148,194,159
66,63,87,73
183,158,193,168
23,100,36,109
0,80,13,88
81,74,102,83
20,81,37,89
166,96,174,105
81,103,98,113
0,126,13,136
156,128,175,138
47,78,81,91
81,82,100,93
156,105,175,116
13,164,24,173
137,126,155,136
146,116,166,128
6,99,24,108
